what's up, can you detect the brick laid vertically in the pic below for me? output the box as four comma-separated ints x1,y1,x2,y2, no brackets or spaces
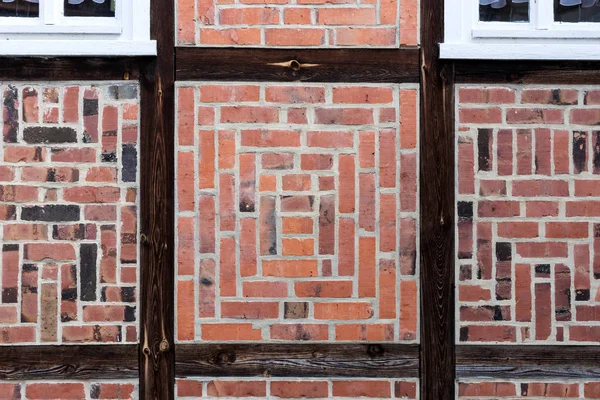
175,83,419,343
175,0,418,47
457,85,600,344
0,83,139,344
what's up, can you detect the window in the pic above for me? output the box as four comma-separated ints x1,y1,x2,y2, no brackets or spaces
442,0,600,60
0,0,155,56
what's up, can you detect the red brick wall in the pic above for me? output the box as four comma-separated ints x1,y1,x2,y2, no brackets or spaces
457,85,600,343
0,380,137,399
458,380,600,398
0,83,139,344
175,0,418,47
177,378,418,398
175,83,419,343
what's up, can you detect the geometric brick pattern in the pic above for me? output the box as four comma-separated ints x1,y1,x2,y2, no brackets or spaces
0,379,137,399
177,378,418,398
458,380,600,399
457,85,600,344
0,83,139,344
176,83,419,342
175,0,418,47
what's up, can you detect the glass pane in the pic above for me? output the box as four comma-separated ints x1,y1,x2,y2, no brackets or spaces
64,0,115,17
555,0,600,22
0,0,39,18
480,0,530,22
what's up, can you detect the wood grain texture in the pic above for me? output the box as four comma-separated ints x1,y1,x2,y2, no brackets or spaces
457,345,600,379
455,60,600,84
0,345,137,380
139,0,175,399
0,57,144,81
175,48,420,83
420,0,456,397
176,344,419,378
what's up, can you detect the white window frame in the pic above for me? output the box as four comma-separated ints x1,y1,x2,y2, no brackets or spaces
0,0,155,56
441,0,600,60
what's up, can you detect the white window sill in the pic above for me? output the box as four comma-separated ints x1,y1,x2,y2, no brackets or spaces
440,43,600,60
0,40,157,56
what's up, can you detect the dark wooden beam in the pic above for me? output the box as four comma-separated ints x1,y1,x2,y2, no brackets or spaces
176,344,419,378
420,0,456,397
457,345,600,379
0,57,145,81
175,47,420,83
455,60,600,84
0,345,137,380
139,0,175,398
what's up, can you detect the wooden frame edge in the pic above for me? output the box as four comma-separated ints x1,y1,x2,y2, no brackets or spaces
420,0,456,397
0,345,138,380
0,57,146,81
175,47,420,83
175,343,420,378
139,0,175,398
456,345,600,379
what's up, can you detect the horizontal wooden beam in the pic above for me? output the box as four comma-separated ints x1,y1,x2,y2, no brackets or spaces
0,57,146,81
175,48,420,83
454,60,600,84
0,345,138,380
456,345,600,379
176,343,419,378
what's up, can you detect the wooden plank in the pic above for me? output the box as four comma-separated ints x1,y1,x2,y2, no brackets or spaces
139,0,175,399
0,57,144,81
420,0,456,397
0,345,137,380
176,344,419,378
175,48,420,83
455,60,600,84
457,345,600,379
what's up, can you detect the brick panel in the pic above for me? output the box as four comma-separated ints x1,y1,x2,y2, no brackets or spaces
0,379,137,399
458,379,600,399
175,0,418,47
177,378,418,398
457,85,600,344
175,83,419,342
0,83,139,344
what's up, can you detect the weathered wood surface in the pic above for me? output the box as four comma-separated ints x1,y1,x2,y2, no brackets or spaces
176,344,419,378
420,0,456,397
0,345,137,380
457,345,600,379
139,0,175,399
0,57,144,81
175,48,420,83
455,60,600,84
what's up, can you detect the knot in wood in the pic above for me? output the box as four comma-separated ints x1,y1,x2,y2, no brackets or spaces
160,339,170,352
142,346,151,356
215,351,236,365
367,344,384,357
290,60,301,71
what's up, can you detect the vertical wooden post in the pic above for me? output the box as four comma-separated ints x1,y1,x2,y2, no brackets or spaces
139,0,175,398
419,0,456,398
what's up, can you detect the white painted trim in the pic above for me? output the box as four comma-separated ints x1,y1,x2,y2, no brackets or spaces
0,0,151,56
443,0,600,60
440,43,600,60
0,40,156,56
